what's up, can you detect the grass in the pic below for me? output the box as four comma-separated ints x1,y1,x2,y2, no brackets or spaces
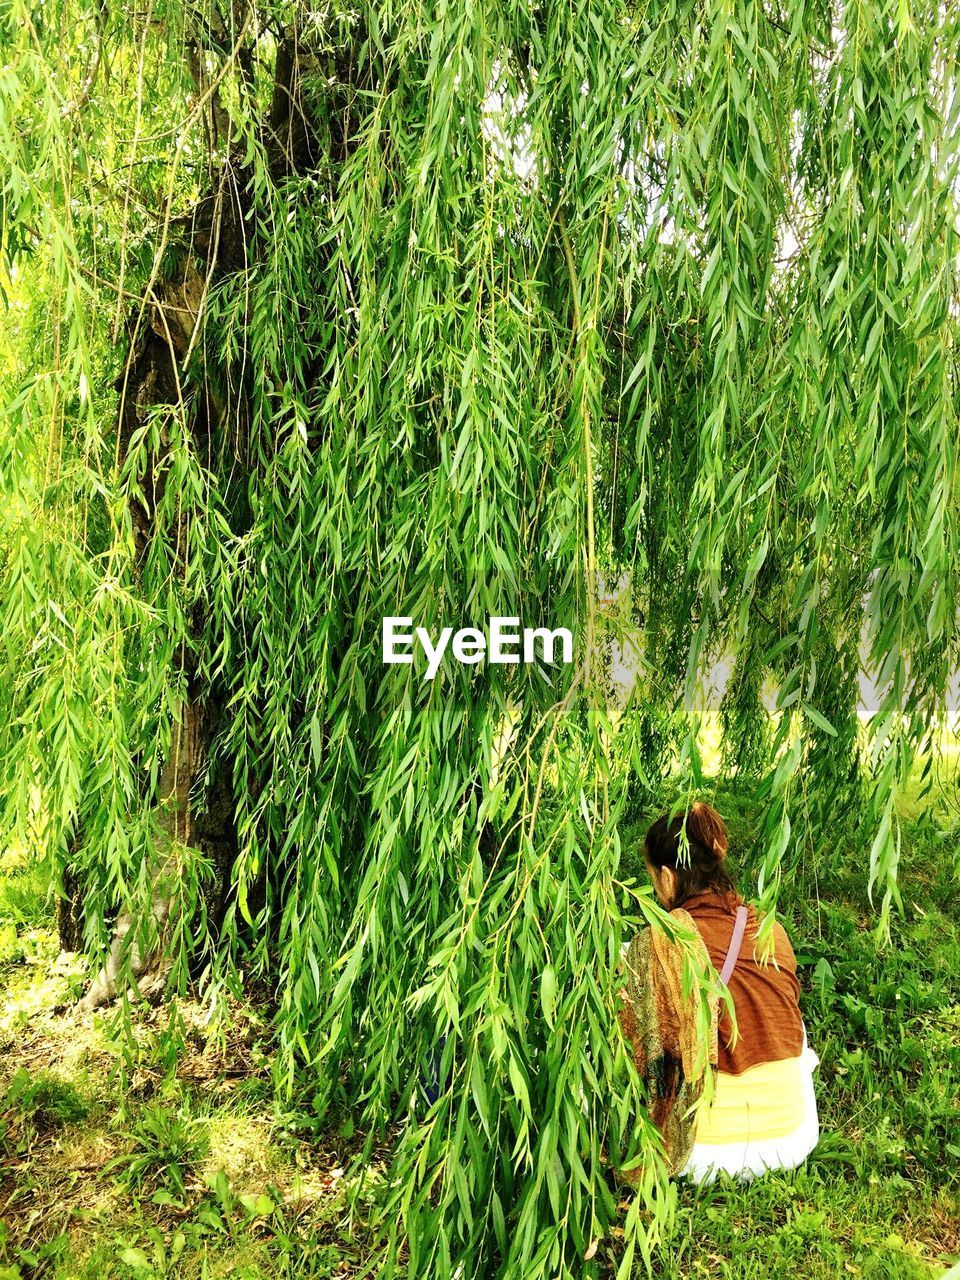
0,782,958,1279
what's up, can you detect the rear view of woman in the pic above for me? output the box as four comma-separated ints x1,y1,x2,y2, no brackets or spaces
619,801,819,1183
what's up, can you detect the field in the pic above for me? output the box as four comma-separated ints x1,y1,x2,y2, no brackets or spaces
0,785,958,1280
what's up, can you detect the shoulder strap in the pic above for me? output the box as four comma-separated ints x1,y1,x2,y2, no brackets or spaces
719,904,748,986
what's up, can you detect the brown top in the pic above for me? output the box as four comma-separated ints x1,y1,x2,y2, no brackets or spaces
680,891,804,1075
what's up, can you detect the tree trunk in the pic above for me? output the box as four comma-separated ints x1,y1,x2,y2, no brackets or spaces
70,14,355,1002
80,698,202,1008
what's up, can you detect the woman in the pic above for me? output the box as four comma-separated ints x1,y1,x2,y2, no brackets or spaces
618,800,819,1183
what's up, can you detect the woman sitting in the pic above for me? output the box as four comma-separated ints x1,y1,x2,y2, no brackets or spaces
618,800,819,1183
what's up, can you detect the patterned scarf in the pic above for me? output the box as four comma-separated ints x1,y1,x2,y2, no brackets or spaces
617,910,720,1176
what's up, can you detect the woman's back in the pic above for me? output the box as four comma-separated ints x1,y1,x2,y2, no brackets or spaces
630,800,820,1182
677,889,819,1177
681,891,803,1074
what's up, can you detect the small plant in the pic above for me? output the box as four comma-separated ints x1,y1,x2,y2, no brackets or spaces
112,1102,209,1199
5,1068,89,1128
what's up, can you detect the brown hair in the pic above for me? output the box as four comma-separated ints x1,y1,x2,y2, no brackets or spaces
643,801,737,909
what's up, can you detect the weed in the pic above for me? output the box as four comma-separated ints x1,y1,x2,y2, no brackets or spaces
111,1101,210,1200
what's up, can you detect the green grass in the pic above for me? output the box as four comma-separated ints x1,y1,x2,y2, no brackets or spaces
0,783,958,1279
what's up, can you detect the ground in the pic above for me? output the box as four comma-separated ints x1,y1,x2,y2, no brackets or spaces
0,782,958,1279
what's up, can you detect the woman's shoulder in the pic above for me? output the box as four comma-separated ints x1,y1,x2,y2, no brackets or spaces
620,916,688,967
620,923,652,958
751,912,799,971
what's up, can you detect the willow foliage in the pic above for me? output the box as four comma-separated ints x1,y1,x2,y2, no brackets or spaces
1,0,959,1274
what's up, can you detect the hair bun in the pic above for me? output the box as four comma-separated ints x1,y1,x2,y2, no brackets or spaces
688,801,729,862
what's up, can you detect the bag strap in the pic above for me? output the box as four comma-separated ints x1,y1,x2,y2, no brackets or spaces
719,904,749,986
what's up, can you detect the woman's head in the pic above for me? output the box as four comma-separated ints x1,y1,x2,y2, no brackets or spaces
643,800,736,909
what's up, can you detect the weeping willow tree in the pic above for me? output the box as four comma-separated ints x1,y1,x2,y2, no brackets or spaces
2,0,959,1273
